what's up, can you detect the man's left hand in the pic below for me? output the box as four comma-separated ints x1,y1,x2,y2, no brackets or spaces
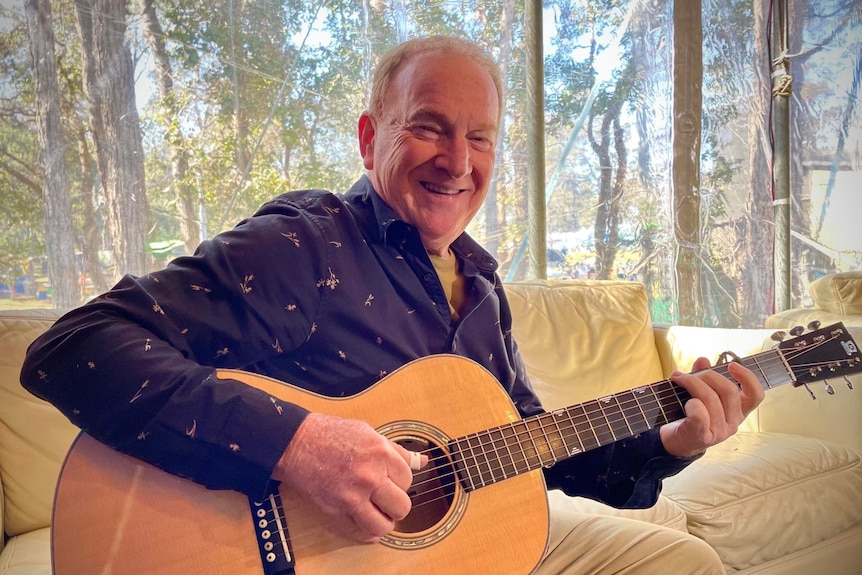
659,357,766,458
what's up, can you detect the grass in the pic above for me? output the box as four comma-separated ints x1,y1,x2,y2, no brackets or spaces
0,297,53,311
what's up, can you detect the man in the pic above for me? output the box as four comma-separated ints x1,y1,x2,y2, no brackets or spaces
21,36,763,573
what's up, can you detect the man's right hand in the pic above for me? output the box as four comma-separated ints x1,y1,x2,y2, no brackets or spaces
273,412,422,543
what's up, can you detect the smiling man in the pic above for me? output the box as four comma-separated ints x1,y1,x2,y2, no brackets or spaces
22,36,762,574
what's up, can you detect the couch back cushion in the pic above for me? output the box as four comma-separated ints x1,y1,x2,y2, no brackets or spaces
504,280,665,410
808,271,862,316
0,309,78,537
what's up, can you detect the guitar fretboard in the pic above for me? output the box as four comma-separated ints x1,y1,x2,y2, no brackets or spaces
448,349,792,491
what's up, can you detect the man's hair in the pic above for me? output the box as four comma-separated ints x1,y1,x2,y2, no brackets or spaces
368,36,503,122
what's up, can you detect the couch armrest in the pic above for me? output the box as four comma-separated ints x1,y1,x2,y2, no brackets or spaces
653,325,862,453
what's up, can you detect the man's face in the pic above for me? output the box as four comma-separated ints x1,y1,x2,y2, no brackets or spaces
359,51,500,256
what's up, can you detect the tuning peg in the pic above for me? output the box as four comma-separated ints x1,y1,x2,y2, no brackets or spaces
790,325,805,336
770,331,787,342
803,383,816,400
807,320,821,331
845,375,854,390
824,380,835,395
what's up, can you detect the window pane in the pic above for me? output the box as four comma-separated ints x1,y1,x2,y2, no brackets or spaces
3,0,858,328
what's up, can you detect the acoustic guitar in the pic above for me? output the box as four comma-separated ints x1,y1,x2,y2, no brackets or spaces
51,322,860,575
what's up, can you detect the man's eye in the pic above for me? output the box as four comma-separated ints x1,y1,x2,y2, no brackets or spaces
412,125,440,137
471,137,494,151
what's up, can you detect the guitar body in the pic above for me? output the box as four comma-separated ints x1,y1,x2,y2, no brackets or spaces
51,355,550,575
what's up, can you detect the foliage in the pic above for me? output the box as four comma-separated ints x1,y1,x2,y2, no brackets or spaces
1,0,859,322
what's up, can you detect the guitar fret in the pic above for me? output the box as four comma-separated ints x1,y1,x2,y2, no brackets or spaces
522,420,543,469
468,433,494,487
550,410,581,457
596,398,618,441
612,393,635,436
634,386,664,427
616,390,651,436
655,380,687,422
537,416,557,464
566,403,600,451
742,356,769,389
488,428,517,481
525,419,548,468
502,423,529,475
539,412,573,463
585,399,615,446
485,428,511,482
549,412,573,459
450,436,482,492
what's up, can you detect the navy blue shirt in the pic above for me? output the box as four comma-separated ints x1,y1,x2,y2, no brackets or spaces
21,176,692,505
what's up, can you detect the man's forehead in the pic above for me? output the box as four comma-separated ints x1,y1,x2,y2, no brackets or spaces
390,54,499,120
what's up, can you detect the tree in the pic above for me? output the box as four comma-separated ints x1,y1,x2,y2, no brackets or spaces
25,0,78,308
74,0,152,278
138,0,200,255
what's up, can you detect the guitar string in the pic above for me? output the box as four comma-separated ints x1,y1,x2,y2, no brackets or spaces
262,335,856,542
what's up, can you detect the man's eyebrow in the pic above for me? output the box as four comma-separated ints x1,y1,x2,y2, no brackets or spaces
408,109,497,133
407,109,448,125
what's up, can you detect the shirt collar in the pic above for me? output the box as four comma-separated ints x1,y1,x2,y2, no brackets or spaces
343,176,499,274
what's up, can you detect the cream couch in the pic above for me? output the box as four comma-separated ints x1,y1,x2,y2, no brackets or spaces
766,271,862,330
2,280,861,574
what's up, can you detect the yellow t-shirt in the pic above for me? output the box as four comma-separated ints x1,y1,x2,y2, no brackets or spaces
428,251,467,322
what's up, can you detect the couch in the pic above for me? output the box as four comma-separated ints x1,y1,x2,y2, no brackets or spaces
1,279,861,574
766,271,862,329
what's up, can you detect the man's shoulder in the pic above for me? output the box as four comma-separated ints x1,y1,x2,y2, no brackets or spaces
261,189,346,213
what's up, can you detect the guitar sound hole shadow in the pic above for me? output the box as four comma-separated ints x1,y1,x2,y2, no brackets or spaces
394,438,456,534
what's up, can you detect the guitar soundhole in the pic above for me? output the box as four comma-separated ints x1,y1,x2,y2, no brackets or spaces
393,437,456,534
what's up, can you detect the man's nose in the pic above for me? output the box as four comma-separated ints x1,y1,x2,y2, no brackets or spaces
436,137,472,179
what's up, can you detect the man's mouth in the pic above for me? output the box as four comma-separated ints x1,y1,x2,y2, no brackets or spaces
423,182,465,195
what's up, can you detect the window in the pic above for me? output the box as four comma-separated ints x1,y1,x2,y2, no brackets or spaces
2,0,860,327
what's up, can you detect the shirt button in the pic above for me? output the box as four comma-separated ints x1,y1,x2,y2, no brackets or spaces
424,273,433,282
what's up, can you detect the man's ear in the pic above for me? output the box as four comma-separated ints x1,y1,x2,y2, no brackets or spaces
358,112,375,170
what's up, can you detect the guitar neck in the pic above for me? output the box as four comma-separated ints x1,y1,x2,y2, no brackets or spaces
449,348,792,491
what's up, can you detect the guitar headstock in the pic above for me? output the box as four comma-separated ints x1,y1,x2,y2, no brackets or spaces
776,322,861,392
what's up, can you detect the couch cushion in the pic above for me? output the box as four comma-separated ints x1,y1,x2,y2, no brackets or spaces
661,432,862,572
0,310,78,537
0,527,51,575
808,271,862,316
505,280,665,410
764,307,862,329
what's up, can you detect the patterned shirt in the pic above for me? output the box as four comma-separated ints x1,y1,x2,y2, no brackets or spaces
21,176,693,506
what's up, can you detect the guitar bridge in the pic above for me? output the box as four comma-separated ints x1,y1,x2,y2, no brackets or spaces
249,484,296,575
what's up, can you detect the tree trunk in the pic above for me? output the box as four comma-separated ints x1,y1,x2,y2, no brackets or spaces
72,114,110,295
25,0,78,308
672,0,703,325
229,0,250,178
589,96,625,281
139,0,200,255
74,0,152,278
483,0,515,261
